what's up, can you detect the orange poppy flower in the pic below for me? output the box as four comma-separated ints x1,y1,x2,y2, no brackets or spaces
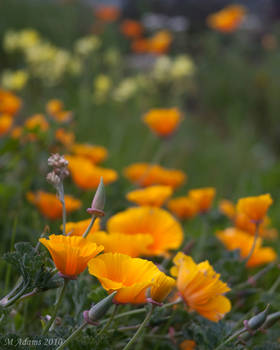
216,228,277,268
94,5,120,22
0,114,13,136
87,231,153,258
143,108,182,137
64,218,101,236
27,191,82,220
46,99,72,123
107,206,183,256
207,5,246,33
236,194,273,223
71,143,107,164
0,89,21,116
171,252,231,322
88,253,174,304
66,155,118,190
40,234,103,279
148,30,172,55
219,199,236,220
188,187,216,213
55,128,75,148
180,340,196,350
167,196,198,220
120,19,143,38
124,162,186,188
126,185,173,207
131,38,150,53
24,114,49,133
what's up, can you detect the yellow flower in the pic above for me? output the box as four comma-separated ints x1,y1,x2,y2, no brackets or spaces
124,162,186,188
27,191,81,220
189,187,216,213
236,194,273,223
167,196,198,220
66,155,118,190
207,5,246,33
171,252,231,322
88,253,174,304
87,231,153,258
126,185,173,207
216,228,277,268
64,218,101,236
107,206,183,256
143,108,182,137
0,114,13,136
71,143,107,164
40,235,103,279
150,271,175,304
1,70,28,91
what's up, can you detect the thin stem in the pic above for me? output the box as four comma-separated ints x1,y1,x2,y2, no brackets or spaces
56,322,87,350
58,183,66,235
214,328,246,350
244,222,260,265
42,279,69,334
268,275,280,294
1,281,29,308
97,304,118,338
0,277,23,306
122,305,155,350
82,215,97,238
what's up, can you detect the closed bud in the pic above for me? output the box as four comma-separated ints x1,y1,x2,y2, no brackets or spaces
87,177,105,217
87,292,117,322
246,305,270,330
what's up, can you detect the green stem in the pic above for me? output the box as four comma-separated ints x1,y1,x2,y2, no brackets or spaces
268,275,280,294
82,215,97,238
214,328,246,350
42,279,69,334
97,304,118,338
56,322,87,350
122,305,155,350
58,183,66,235
1,281,29,307
244,222,260,265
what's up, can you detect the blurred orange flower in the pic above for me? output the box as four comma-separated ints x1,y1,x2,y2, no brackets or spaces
131,38,150,53
0,89,21,116
207,5,246,33
236,194,273,223
27,191,81,220
40,235,103,279
143,108,182,138
64,218,101,236
87,231,153,258
24,114,49,132
120,19,143,38
189,187,216,213
124,162,186,188
94,5,120,22
180,340,196,350
216,228,277,268
88,253,174,304
55,128,75,148
0,114,13,136
66,155,118,190
126,185,173,207
46,99,72,123
171,252,231,322
167,196,198,220
148,30,172,54
219,199,236,220
71,143,107,164
107,206,183,256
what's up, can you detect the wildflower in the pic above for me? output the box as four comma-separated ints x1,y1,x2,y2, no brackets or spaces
27,191,81,220
94,5,120,22
74,35,100,56
66,155,117,190
150,271,176,304
126,185,173,207
1,70,28,91
189,187,216,213
0,114,13,136
148,30,172,55
40,235,103,279
124,162,186,188
236,194,273,223
93,74,112,103
143,108,182,138
167,196,198,220
180,340,196,350
207,5,246,33
64,218,101,236
70,143,107,164
0,89,21,116
10,126,22,139
131,38,150,53
24,114,49,133
120,19,143,38
46,99,72,123
87,232,153,257
171,55,196,79
107,206,183,256
216,228,277,268
113,78,138,102
219,199,236,220
88,253,174,304
171,252,231,322
55,128,75,148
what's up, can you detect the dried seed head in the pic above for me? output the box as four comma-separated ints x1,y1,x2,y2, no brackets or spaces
46,171,61,187
48,153,68,169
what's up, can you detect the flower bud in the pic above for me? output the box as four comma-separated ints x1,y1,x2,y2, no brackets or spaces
84,291,117,324
87,177,105,217
262,311,280,329
246,305,270,330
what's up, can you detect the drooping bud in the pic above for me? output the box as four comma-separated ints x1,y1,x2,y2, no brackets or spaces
83,291,117,325
246,305,270,330
87,177,105,217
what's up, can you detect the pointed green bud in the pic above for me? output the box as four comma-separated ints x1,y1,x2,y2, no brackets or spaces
246,305,270,330
87,177,105,217
84,291,117,324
